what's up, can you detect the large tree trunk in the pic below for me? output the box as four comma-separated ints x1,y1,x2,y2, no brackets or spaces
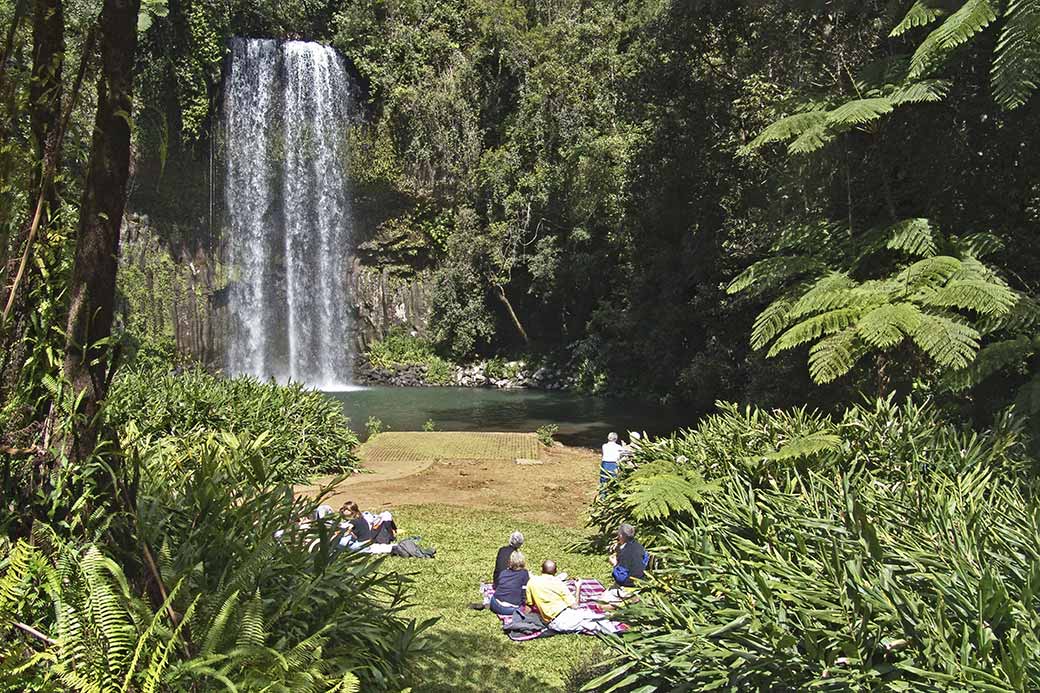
62,0,141,464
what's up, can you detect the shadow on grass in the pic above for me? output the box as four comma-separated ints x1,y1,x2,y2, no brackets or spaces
403,627,556,693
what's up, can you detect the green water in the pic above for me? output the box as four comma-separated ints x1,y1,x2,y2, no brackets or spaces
324,386,691,447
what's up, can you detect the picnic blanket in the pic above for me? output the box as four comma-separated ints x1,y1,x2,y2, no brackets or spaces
479,579,629,641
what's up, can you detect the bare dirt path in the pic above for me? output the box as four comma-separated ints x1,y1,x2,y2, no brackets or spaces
296,432,600,528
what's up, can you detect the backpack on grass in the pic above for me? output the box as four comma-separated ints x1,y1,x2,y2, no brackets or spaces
391,538,436,559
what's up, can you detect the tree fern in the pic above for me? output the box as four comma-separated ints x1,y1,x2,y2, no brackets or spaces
891,1,948,37
622,461,720,522
886,218,937,257
756,432,843,461
992,0,1040,108
909,0,1000,79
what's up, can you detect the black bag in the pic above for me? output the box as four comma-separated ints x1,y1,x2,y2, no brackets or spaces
391,538,436,559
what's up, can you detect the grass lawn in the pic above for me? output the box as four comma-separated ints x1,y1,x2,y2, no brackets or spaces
392,505,611,693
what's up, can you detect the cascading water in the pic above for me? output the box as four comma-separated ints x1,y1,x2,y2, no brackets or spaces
223,38,354,388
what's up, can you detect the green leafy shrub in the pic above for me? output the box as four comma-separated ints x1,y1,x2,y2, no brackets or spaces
589,399,1040,691
0,432,429,691
106,368,360,482
366,328,454,385
366,416,386,437
422,418,436,432
536,424,559,447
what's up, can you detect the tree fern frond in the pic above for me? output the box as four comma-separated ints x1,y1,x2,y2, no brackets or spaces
856,303,923,349
894,255,962,290
946,335,1037,390
726,256,819,296
808,329,866,383
827,97,895,125
892,0,948,37
789,273,857,317
887,218,937,257
740,110,828,153
768,308,862,357
787,122,833,154
752,296,795,351
909,0,1000,79
757,432,843,461
955,231,1005,258
623,472,719,522
888,78,953,104
911,313,981,368
992,0,1040,109
922,278,1019,316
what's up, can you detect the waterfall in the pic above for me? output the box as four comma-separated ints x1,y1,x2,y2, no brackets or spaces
223,38,354,388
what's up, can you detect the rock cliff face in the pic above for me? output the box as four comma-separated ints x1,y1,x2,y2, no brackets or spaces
349,260,433,355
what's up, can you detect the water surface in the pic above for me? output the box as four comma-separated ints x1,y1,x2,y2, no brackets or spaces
325,386,692,447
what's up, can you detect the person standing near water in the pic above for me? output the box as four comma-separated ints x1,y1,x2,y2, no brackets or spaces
601,432,623,485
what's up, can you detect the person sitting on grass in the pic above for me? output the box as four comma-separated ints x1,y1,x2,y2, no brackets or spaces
340,501,374,543
526,559,576,622
609,523,647,590
490,551,529,616
526,559,612,634
493,531,525,588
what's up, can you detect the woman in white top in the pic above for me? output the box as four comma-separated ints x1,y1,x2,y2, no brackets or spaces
600,432,623,485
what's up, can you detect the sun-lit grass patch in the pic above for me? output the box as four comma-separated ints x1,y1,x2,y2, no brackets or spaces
391,505,609,692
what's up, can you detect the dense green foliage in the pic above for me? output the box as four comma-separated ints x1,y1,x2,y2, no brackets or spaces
365,328,454,384
1,431,427,691
106,368,361,481
589,399,1040,691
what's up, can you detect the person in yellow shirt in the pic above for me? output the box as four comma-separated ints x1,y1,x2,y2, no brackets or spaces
526,559,615,634
526,559,576,621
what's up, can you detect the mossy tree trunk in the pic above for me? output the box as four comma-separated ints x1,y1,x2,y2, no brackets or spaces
62,0,141,466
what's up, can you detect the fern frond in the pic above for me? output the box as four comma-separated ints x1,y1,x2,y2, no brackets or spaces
992,0,1040,109
787,122,833,154
789,273,858,318
827,97,895,125
623,472,718,522
946,335,1037,390
200,590,241,656
911,313,981,368
768,308,862,357
236,593,267,648
726,256,819,296
808,329,866,383
887,78,953,105
887,218,937,257
955,231,1005,258
891,0,948,37
856,303,923,349
922,278,1019,316
909,0,1000,79
741,110,828,153
758,432,843,461
894,255,962,290
326,672,361,693
751,296,795,351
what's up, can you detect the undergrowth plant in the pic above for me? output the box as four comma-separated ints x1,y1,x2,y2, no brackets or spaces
0,431,431,692
106,367,360,481
588,398,1040,692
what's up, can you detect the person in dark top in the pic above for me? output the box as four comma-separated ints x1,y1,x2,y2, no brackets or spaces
493,530,525,588
341,501,373,543
490,551,530,616
610,523,647,588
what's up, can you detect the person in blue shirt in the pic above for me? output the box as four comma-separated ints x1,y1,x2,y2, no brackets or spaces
609,523,647,588
490,550,530,616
